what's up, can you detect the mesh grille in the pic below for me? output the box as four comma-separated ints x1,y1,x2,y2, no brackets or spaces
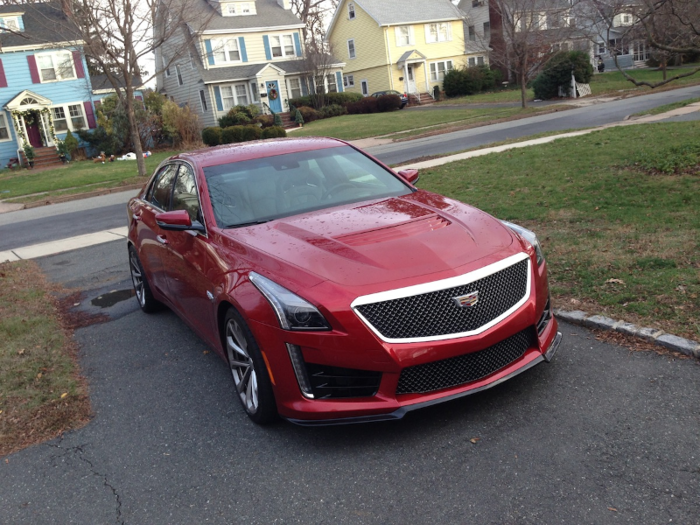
306,363,382,399
396,328,535,395
355,258,529,340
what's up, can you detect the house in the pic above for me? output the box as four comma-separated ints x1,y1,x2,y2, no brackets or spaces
156,0,345,128
325,0,481,102
0,2,98,168
91,74,145,105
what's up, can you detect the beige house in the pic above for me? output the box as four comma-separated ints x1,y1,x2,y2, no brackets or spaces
325,0,485,100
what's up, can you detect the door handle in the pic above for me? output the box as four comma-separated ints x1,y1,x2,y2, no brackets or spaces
156,235,168,245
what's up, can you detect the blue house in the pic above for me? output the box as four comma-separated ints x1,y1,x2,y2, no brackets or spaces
0,2,98,168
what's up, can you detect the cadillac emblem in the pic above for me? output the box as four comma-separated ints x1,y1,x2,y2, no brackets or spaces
453,291,479,308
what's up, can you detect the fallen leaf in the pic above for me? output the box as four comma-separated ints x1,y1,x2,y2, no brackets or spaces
203,350,210,355
17,349,25,355
60,393,68,399
470,437,480,444
608,507,618,512
605,278,625,285
36,373,42,379
570,298,581,305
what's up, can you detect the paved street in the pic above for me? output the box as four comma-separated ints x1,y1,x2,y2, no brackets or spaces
1,241,699,524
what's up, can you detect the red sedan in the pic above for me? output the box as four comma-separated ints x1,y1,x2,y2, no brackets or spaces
127,137,561,425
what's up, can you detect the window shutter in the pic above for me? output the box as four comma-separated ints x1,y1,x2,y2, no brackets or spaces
263,35,272,60
238,37,248,62
27,55,40,83
424,24,431,43
409,26,415,45
293,33,302,57
214,86,223,111
72,51,85,78
395,27,401,47
18,16,24,31
83,101,97,129
0,59,7,88
336,71,343,93
204,39,215,66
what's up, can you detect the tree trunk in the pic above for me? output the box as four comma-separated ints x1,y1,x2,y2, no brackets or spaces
520,70,528,108
662,56,667,80
124,83,147,177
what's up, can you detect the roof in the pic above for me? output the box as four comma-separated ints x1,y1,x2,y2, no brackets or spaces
0,1,81,50
91,74,145,92
185,0,303,33
326,0,464,40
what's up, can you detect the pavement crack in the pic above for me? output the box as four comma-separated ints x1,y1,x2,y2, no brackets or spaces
45,438,124,524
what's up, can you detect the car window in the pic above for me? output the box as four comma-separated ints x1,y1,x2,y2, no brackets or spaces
171,164,202,223
203,145,412,228
149,164,178,210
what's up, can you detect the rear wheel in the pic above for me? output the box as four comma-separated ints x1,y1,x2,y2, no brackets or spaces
224,308,277,424
128,246,160,313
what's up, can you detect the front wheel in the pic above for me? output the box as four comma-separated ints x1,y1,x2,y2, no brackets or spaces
128,246,160,313
224,308,277,424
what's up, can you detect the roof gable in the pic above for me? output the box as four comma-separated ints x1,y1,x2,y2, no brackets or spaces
185,0,303,33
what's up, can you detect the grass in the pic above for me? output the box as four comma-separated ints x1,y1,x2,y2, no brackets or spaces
0,151,176,201
417,121,700,341
0,261,91,456
632,97,700,117
293,106,557,141
436,65,700,105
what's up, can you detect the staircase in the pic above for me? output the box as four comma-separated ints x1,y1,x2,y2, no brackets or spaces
408,93,435,106
19,146,64,169
277,111,297,129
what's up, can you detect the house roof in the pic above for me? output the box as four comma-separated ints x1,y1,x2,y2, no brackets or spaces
90,74,145,92
201,57,343,84
327,0,464,38
184,0,303,34
0,1,81,50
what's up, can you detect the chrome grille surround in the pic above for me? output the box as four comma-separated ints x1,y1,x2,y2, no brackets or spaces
352,253,531,343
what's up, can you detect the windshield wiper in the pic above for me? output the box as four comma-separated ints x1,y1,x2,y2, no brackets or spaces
224,220,271,229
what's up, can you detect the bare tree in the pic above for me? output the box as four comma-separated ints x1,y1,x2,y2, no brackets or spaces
290,0,338,47
51,0,211,176
488,0,584,107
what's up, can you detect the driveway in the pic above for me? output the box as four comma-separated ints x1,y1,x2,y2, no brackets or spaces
1,241,699,524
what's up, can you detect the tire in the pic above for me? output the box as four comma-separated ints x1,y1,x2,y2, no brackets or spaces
223,308,278,424
128,246,160,313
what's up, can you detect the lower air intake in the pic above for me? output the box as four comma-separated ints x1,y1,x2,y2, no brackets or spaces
306,363,382,399
396,328,536,395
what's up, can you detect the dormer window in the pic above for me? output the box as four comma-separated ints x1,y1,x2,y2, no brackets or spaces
348,3,355,19
224,2,256,16
0,15,23,32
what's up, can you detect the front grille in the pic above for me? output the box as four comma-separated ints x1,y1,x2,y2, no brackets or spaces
355,258,529,340
396,328,536,395
306,363,382,399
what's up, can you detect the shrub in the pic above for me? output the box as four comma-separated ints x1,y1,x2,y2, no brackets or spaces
290,92,362,109
347,97,379,114
218,106,256,127
63,129,79,157
274,113,283,127
162,100,201,147
532,51,594,100
325,92,363,106
442,67,484,97
297,106,320,122
220,125,263,144
318,104,347,118
254,114,274,128
262,126,287,139
376,94,401,112
202,127,222,146
294,109,304,125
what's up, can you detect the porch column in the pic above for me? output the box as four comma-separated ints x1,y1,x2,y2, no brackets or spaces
403,62,409,93
424,60,429,93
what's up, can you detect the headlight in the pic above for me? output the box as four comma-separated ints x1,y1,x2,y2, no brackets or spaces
249,272,331,331
501,221,544,266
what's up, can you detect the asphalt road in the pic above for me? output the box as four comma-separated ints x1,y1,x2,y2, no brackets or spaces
1,241,699,524
2,85,700,252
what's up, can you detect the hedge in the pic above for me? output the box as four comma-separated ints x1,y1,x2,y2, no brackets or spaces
532,51,594,100
202,127,222,147
262,126,287,139
220,125,263,144
289,92,363,109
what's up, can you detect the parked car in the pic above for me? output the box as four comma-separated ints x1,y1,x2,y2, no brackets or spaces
370,90,408,108
127,137,561,425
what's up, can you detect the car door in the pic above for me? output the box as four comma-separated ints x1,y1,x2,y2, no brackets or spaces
132,163,179,298
158,163,219,346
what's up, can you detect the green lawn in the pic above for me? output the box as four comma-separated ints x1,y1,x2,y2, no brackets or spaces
437,65,700,105
632,97,700,117
0,151,176,201
417,121,700,340
292,106,554,141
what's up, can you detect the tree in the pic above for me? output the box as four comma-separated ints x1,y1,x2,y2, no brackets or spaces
586,0,700,88
290,0,338,48
47,0,212,176
486,0,584,107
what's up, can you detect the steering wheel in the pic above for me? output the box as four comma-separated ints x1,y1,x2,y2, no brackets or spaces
323,183,357,200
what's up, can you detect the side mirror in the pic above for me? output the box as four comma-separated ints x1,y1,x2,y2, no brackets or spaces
156,210,205,232
397,169,419,185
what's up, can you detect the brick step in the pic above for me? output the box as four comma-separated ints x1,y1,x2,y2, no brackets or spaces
276,111,298,129
19,147,64,168
408,93,435,106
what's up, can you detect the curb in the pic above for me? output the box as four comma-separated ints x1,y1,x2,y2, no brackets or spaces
554,308,700,359
0,183,144,213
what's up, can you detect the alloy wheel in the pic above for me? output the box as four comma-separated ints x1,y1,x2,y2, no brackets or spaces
226,318,259,414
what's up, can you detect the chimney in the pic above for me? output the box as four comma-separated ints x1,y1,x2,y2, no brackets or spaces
60,0,73,18
277,0,291,10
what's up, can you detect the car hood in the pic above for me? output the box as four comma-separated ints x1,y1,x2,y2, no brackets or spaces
226,191,517,289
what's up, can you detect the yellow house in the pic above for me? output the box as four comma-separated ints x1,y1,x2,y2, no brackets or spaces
326,0,480,100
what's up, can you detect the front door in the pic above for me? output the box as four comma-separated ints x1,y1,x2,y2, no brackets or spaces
26,120,42,147
406,66,417,94
266,81,282,113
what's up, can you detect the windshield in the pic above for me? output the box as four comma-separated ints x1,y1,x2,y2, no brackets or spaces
203,145,413,228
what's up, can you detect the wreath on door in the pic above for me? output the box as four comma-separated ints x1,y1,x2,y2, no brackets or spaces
268,88,279,101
